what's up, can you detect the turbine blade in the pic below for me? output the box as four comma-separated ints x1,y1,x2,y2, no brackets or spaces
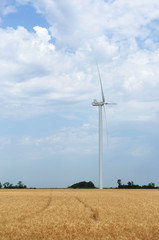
96,62,105,103
103,105,109,146
106,102,117,105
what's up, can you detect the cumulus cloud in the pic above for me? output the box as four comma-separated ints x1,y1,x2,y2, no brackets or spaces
0,25,97,118
27,0,107,49
21,0,159,51
0,0,159,124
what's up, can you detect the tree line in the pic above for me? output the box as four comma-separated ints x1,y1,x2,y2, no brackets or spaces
117,179,159,189
0,181,27,189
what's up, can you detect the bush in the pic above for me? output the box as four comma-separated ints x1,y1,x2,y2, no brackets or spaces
68,181,95,189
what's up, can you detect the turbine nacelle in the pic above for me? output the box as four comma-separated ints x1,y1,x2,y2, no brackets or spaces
92,99,104,106
92,99,115,106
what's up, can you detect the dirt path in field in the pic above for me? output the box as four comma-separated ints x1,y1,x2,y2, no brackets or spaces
75,197,99,221
18,193,53,222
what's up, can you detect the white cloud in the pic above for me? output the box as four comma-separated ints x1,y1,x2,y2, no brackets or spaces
28,0,107,49
33,26,51,43
0,24,103,119
0,1,17,17
18,124,98,156
21,0,159,52
19,136,32,145
2,5,16,16
0,0,159,123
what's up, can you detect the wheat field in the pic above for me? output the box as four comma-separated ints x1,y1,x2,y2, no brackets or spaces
0,189,159,240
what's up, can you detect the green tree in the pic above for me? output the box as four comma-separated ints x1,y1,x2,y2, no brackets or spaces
148,182,155,188
117,179,122,188
127,181,134,188
0,182,2,188
17,181,27,188
3,182,12,188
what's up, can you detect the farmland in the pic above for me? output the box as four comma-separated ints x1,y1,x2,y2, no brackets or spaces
0,189,159,240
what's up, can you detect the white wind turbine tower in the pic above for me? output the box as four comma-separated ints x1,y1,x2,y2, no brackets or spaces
92,64,116,189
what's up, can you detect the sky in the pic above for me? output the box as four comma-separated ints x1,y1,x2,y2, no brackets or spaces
0,0,159,188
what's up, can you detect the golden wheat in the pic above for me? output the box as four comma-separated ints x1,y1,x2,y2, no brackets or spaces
0,189,159,240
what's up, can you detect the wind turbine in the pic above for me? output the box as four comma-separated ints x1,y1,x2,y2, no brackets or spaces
92,64,116,189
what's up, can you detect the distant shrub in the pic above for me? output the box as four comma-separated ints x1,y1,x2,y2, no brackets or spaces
68,181,95,189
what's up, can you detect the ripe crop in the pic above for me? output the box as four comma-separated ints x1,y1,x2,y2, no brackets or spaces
0,189,159,239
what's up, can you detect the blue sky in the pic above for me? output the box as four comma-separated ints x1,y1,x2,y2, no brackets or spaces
0,0,159,188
